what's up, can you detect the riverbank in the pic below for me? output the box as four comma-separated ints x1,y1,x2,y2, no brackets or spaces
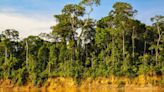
0,75,164,92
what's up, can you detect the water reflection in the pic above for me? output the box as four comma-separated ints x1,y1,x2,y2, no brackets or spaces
0,88,163,92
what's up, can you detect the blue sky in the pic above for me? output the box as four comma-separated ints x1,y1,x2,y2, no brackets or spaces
0,0,164,38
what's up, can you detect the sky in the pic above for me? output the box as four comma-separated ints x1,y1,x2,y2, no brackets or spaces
0,0,164,38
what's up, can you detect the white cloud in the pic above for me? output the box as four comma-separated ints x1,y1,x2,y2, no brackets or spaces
0,11,56,39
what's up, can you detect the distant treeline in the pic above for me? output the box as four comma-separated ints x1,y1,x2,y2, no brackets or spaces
0,0,164,86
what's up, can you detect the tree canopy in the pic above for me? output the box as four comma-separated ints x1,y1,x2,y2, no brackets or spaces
0,1,164,86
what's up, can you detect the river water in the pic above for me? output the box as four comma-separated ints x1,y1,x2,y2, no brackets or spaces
0,88,164,92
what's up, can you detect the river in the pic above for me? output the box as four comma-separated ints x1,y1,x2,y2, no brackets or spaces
0,88,164,92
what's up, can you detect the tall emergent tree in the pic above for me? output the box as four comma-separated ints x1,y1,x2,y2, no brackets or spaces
151,15,164,64
110,2,137,61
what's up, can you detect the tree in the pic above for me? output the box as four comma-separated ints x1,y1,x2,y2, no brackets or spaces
110,2,137,61
48,45,59,74
23,36,43,73
0,29,20,79
62,4,85,62
151,15,164,64
80,0,100,6
1,29,19,64
52,14,72,45
37,45,49,72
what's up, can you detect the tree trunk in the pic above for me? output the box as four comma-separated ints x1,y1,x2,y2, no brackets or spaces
70,16,76,62
123,31,125,61
144,41,147,54
155,24,163,65
26,40,29,71
155,39,159,65
71,34,76,62
112,36,115,65
156,32,163,65
122,21,125,61
132,26,135,61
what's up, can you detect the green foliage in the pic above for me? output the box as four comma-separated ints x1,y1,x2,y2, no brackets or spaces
95,28,110,49
0,1,164,86
14,67,27,85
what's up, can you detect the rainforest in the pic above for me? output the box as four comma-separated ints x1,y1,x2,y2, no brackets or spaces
0,0,164,91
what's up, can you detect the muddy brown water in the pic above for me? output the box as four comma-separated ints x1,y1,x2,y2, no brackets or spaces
0,88,164,92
